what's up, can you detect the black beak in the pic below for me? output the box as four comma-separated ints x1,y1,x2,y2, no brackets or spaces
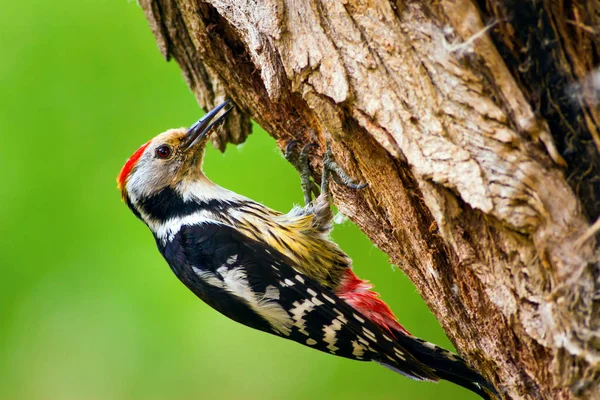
181,100,233,151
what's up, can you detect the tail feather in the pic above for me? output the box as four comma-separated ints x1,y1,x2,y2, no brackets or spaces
390,335,498,399
376,360,438,383
338,270,497,398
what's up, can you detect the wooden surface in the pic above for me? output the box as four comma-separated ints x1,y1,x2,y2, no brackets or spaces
139,1,600,398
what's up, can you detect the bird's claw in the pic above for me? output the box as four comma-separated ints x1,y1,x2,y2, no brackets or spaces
285,140,300,161
285,140,321,205
321,142,368,196
284,140,367,204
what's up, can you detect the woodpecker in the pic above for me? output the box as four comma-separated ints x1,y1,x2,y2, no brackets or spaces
117,100,497,399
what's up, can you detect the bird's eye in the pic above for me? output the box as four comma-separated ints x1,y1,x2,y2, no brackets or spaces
155,145,172,159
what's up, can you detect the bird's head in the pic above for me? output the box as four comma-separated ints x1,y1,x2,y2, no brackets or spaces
117,100,233,220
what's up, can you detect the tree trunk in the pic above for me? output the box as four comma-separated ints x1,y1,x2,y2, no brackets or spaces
139,1,600,398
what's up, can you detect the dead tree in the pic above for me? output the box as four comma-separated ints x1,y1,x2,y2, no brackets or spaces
138,1,600,398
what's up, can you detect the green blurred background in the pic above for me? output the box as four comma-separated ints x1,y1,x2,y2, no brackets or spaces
0,1,475,399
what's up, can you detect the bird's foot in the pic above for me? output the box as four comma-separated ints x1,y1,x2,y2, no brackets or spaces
285,140,367,204
285,140,320,205
320,142,368,197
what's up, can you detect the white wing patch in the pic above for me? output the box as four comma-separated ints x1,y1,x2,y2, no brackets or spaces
323,318,343,353
192,267,224,288
263,285,280,300
312,297,324,306
322,294,336,304
193,266,292,336
394,347,406,361
422,341,437,350
357,336,369,346
334,311,347,324
282,278,295,287
226,254,238,265
352,340,366,358
290,299,315,336
353,313,365,323
362,327,377,342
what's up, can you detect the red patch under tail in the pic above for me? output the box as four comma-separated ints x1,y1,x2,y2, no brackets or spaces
337,269,410,336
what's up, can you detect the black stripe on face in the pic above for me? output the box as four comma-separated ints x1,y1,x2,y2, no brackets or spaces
136,186,244,221
126,196,143,221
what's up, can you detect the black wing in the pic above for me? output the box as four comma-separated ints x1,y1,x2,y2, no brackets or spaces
159,222,438,381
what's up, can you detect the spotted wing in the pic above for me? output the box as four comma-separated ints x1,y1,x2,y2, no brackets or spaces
161,222,438,381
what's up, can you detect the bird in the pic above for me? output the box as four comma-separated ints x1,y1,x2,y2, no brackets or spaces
117,100,497,399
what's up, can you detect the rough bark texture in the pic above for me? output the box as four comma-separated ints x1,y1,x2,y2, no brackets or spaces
139,1,600,398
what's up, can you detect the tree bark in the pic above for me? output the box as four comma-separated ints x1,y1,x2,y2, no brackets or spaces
139,1,600,398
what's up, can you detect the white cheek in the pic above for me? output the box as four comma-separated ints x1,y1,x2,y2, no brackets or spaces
126,156,171,199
